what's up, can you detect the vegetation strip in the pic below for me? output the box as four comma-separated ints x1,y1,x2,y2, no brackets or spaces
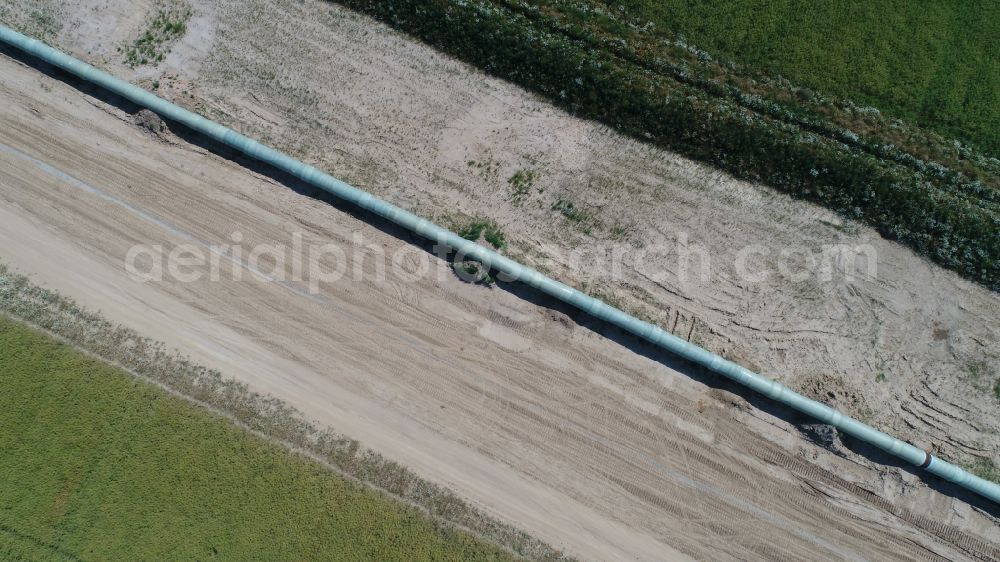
592,0,1000,157
0,264,572,561
334,0,999,290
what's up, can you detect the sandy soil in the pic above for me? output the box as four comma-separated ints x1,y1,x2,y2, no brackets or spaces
1,48,999,562
9,0,1000,466
0,0,999,559
117,0,1000,469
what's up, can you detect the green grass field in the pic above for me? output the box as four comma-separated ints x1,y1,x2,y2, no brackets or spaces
610,0,999,156
0,315,511,561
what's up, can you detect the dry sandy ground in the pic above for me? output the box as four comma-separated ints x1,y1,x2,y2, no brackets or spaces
1,0,999,560
1,45,999,562
34,0,996,471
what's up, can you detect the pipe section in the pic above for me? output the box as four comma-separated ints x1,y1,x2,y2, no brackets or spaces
3,24,997,505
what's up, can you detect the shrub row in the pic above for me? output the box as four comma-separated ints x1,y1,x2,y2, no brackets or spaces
337,0,999,290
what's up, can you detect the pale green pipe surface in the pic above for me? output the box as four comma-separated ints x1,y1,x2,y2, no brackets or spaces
3,24,997,505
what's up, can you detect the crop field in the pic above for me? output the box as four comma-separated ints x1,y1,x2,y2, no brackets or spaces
614,0,999,157
0,316,512,561
337,0,1000,290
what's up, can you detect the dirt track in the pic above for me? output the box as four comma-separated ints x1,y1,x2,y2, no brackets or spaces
53,0,999,475
2,43,1000,562
7,0,999,480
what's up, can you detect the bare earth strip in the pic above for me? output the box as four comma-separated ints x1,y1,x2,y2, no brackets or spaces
1,46,999,562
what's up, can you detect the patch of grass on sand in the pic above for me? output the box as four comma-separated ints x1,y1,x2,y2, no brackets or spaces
122,2,191,67
458,219,507,250
968,458,1000,485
